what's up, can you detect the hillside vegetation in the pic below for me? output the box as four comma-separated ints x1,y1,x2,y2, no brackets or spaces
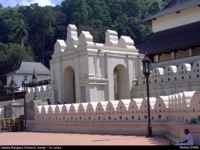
0,0,171,67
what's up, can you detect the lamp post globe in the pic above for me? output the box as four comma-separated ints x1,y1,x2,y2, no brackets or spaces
142,56,152,137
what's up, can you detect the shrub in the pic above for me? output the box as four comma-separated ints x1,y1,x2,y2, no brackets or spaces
190,118,198,124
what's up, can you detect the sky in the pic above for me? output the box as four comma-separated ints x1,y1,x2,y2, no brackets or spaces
0,0,63,7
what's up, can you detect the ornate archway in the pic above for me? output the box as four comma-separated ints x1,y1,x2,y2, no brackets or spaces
114,65,129,100
64,66,76,103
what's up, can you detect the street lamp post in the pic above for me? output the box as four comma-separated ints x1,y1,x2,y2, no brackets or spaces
22,78,27,130
142,56,152,137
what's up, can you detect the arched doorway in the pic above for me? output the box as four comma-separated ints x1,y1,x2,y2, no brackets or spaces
64,66,76,103
114,65,129,100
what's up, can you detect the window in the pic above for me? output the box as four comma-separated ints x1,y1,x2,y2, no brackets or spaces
144,116,147,120
119,116,122,120
132,116,134,120
158,115,162,119
108,116,111,120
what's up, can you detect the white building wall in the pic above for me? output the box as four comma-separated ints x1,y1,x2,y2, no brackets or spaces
152,6,200,32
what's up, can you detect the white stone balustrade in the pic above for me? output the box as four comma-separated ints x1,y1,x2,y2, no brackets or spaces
133,59,200,98
26,85,54,103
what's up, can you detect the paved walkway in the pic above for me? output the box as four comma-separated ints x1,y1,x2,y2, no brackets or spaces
0,132,170,145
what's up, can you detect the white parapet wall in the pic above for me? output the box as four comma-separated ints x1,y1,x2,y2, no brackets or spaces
26,85,54,103
27,91,200,144
132,57,200,98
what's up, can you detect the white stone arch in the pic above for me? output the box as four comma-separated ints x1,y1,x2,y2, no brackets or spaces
113,64,129,100
64,66,76,104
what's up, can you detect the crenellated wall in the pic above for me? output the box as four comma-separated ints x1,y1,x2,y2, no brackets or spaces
27,91,200,143
132,57,200,98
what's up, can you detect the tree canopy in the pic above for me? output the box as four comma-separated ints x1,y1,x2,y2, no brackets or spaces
0,0,170,68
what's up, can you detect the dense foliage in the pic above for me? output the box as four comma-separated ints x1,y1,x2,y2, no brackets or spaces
0,0,170,67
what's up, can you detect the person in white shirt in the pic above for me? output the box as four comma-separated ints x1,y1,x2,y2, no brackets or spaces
176,129,194,146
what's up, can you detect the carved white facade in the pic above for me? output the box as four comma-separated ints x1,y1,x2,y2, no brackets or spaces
50,24,142,104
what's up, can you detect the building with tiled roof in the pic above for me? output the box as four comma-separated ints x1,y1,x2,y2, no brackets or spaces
137,0,200,63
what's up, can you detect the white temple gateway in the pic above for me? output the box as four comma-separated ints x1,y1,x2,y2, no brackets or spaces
50,24,142,104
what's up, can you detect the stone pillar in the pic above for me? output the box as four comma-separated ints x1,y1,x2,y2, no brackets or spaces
189,48,192,57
